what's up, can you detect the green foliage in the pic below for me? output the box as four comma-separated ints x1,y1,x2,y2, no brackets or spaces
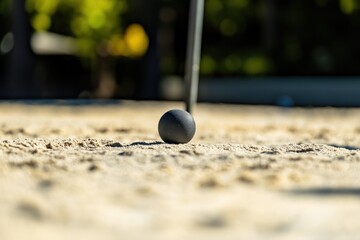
201,0,266,76
205,0,250,37
199,0,360,76
2,0,360,76
26,0,128,58
339,0,359,14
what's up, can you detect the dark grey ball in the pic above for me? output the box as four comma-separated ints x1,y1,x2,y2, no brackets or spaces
158,109,196,144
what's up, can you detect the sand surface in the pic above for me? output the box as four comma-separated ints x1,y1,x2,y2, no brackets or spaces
1,101,360,240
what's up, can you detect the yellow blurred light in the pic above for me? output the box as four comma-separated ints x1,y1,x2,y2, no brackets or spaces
124,24,149,57
88,11,106,30
71,17,89,37
32,13,51,31
243,56,270,75
107,34,127,56
219,18,237,37
229,0,249,9
200,55,216,75
206,0,223,14
340,0,356,14
35,0,59,14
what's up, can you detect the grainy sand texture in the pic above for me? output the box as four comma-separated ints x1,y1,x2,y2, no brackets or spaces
1,101,360,240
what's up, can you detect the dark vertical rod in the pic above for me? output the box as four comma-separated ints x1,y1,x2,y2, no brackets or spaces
184,0,204,114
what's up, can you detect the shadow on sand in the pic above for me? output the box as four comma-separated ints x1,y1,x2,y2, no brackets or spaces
286,187,360,196
328,144,360,151
127,141,164,147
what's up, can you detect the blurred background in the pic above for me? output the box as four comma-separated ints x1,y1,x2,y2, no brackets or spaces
1,0,360,105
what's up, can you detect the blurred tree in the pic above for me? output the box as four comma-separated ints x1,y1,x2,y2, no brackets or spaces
25,0,149,97
25,0,128,56
26,0,127,97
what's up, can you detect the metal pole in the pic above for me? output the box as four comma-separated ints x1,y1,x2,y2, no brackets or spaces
184,0,204,114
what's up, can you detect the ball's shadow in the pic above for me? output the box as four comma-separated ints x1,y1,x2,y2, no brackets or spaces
127,141,164,147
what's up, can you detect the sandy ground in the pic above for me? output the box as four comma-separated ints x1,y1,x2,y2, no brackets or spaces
1,101,360,240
